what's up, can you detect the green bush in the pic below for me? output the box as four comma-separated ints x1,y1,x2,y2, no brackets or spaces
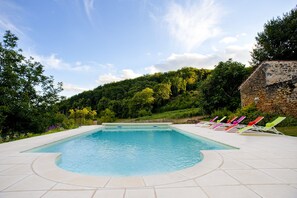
277,116,297,127
211,108,233,120
234,104,297,126
62,118,77,129
99,108,116,123
138,109,152,117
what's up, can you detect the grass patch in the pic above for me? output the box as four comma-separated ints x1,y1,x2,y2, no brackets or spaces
0,127,77,144
136,108,202,121
277,126,297,137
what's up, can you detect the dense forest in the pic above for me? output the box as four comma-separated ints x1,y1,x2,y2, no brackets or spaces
58,67,211,118
57,61,251,119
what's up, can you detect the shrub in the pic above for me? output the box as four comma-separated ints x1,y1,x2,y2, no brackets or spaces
62,118,77,129
99,108,116,123
211,108,233,120
138,109,152,117
234,104,297,126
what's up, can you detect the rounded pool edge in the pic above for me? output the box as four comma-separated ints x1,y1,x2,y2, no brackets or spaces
32,150,223,188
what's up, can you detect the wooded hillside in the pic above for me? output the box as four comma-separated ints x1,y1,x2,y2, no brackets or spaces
58,61,251,119
58,67,211,118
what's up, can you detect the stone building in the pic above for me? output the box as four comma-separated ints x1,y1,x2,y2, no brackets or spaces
239,61,297,118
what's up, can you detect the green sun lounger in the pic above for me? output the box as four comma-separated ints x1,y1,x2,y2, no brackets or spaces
253,117,286,135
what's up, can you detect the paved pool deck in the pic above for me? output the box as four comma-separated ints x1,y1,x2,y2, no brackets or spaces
0,124,297,198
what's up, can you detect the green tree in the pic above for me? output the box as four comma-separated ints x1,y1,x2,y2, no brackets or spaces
251,8,297,66
0,31,62,139
200,59,251,114
129,88,155,117
99,108,116,122
97,97,110,112
86,107,97,120
68,107,96,125
171,77,187,96
153,83,171,106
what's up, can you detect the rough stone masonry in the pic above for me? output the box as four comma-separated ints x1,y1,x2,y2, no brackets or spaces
239,61,297,118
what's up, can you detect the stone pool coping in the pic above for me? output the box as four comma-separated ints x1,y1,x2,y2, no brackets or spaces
1,124,297,198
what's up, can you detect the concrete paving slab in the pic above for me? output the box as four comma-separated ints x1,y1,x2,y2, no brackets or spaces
248,184,297,198
0,191,46,198
4,175,56,191
225,170,283,184
93,189,125,198
42,190,95,198
125,188,155,198
202,185,261,198
195,170,240,186
155,187,208,198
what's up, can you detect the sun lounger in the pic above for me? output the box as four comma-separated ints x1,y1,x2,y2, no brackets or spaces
196,116,218,126
208,116,226,128
212,116,237,129
224,116,246,132
253,117,286,135
237,116,264,134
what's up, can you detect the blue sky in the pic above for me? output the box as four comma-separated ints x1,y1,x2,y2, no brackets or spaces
0,0,296,97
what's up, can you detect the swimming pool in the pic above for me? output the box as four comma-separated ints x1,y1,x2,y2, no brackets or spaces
28,125,234,176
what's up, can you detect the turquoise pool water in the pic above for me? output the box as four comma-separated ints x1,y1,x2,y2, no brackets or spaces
29,127,233,176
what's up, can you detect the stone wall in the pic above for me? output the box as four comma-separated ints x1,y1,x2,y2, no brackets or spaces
239,61,297,118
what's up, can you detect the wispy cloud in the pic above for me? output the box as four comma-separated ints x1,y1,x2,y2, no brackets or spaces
98,63,114,69
0,1,24,36
27,52,92,72
0,17,24,36
83,0,95,23
164,0,223,51
96,69,142,85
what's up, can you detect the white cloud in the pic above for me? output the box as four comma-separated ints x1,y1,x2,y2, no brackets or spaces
223,44,254,64
220,36,237,44
219,33,247,44
28,53,91,72
122,69,141,79
96,69,141,85
164,0,223,51
145,65,160,74
61,83,92,98
146,42,254,73
146,53,220,72
83,0,95,23
97,73,122,85
63,83,88,92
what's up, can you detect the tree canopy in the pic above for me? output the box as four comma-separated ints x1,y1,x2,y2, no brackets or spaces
199,59,252,114
251,8,297,66
0,31,62,139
